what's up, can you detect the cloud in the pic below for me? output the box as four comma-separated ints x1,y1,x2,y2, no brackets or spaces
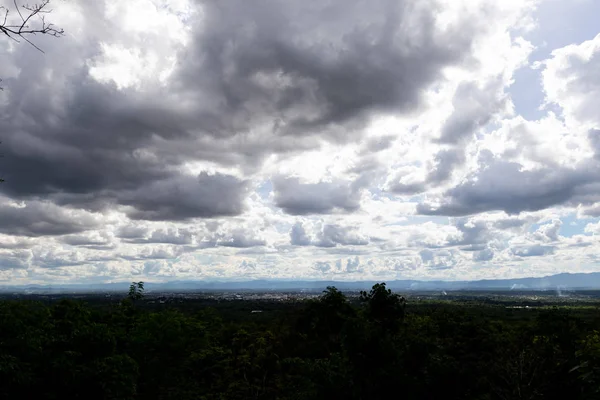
121,173,248,221
446,218,492,250
273,176,366,215
511,245,555,257
474,248,494,262
289,221,369,248
0,199,101,237
175,0,480,141
216,228,266,248
146,228,194,245
4,0,597,283
290,222,312,246
60,232,115,249
540,33,600,128
531,219,562,242
437,79,508,144
316,224,369,248
0,251,32,270
418,150,599,216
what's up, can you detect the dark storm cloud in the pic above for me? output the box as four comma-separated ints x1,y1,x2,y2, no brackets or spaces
418,150,599,216
120,173,248,221
273,177,365,215
0,0,481,222
0,200,101,237
177,0,475,140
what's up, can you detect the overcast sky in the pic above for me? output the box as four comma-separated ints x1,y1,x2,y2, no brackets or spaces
1,0,600,284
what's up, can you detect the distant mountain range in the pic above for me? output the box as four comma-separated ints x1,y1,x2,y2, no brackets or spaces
3,272,600,293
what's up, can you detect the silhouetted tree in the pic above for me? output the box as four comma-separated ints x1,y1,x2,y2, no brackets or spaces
128,281,145,302
359,282,406,333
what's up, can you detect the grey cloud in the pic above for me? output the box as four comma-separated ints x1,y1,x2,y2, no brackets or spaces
0,200,101,237
314,256,362,274
361,135,396,154
290,222,312,246
143,261,168,276
316,224,369,248
146,229,194,245
121,173,248,221
121,246,184,261
511,245,555,257
60,232,113,248
345,256,362,273
290,221,369,247
442,218,493,252
1,0,482,224
273,176,366,215
418,151,598,216
217,228,266,248
314,261,332,273
0,236,35,250
590,129,600,158
390,77,505,196
532,219,562,242
426,148,466,184
388,147,465,195
177,0,476,141
0,251,31,270
117,225,150,240
33,248,86,269
419,248,457,270
239,260,257,270
474,248,494,261
437,79,507,144
419,249,435,262
493,218,529,230
387,180,428,196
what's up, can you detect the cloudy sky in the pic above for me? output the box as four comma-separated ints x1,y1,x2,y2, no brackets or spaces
1,0,599,284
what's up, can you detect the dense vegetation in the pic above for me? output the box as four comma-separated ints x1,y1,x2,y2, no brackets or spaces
2,282,600,399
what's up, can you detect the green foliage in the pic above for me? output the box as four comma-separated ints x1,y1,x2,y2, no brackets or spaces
1,284,600,399
128,282,145,302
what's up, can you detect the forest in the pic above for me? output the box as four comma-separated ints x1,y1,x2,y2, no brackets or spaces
1,282,600,400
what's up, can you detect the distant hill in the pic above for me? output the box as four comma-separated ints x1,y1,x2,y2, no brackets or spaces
2,271,600,293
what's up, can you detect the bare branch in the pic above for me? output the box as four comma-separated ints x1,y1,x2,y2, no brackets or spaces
0,0,64,52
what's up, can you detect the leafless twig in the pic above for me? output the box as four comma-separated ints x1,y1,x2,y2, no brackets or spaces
0,0,64,53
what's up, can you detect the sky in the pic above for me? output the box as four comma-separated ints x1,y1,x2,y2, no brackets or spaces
0,0,600,284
